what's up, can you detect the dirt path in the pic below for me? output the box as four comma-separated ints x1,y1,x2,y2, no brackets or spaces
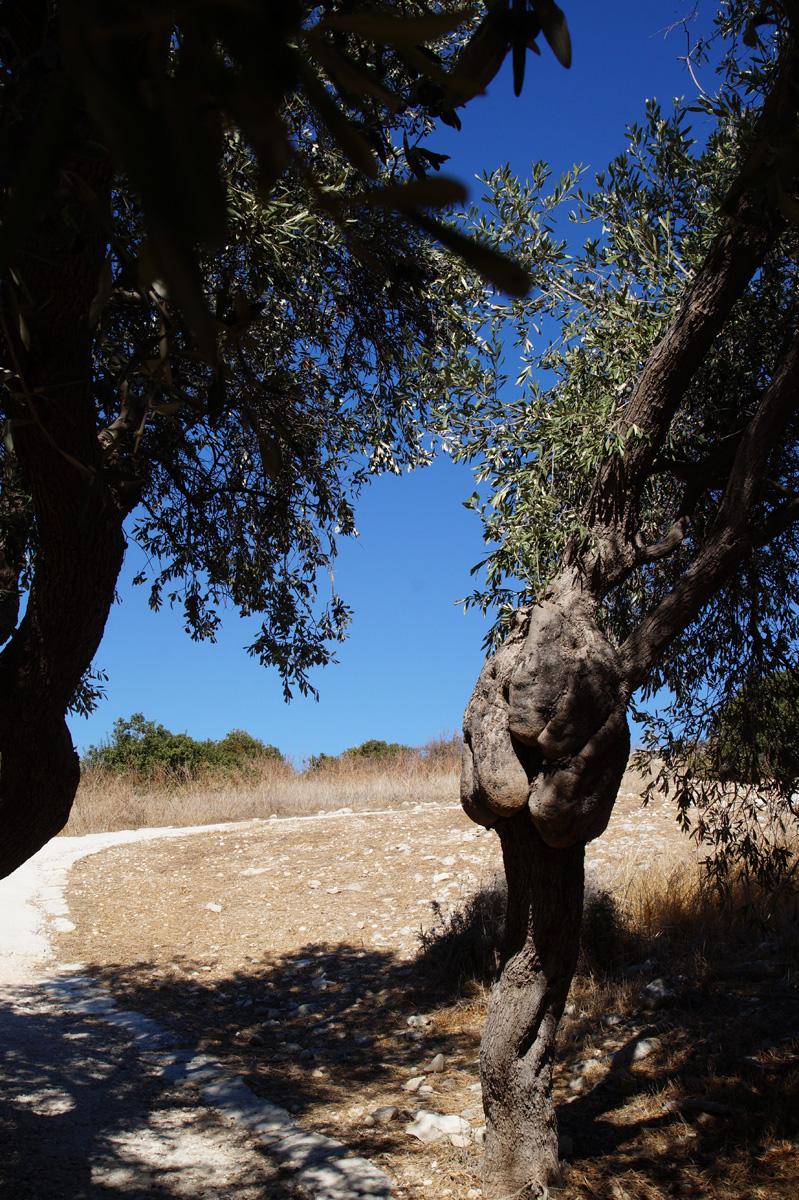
0,825,396,1200
8,781,796,1200
0,974,304,1200
25,781,696,1199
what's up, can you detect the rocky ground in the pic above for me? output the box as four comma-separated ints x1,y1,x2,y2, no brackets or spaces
3,778,796,1199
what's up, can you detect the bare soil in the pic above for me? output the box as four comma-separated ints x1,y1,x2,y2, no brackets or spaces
55,781,799,1200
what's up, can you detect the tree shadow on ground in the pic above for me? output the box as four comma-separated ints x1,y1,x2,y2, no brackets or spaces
552,967,799,1197
82,884,799,1199
0,985,304,1200
90,936,480,1127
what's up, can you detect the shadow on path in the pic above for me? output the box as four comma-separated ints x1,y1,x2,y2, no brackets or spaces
0,983,306,1200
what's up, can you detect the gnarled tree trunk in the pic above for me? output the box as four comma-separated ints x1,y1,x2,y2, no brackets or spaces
480,812,584,1196
462,582,630,1197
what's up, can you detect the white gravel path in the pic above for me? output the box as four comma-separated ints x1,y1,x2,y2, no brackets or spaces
0,823,394,1200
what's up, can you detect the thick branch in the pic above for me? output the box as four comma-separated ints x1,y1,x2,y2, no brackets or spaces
620,334,799,689
634,515,689,564
585,196,781,540
580,40,799,566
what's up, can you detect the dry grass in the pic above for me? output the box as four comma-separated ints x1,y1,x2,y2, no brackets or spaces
555,843,799,1200
61,741,463,837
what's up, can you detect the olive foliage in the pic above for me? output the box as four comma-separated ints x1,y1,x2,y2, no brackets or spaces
0,0,576,879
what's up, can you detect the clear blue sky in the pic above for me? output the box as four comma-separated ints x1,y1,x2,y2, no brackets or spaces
69,2,718,763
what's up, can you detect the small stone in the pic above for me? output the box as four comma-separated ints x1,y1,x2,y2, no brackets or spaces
625,958,659,978
432,872,452,883
641,978,676,1010
405,1112,445,1144
205,902,222,913
308,880,322,889
428,1053,446,1073
402,1076,426,1093
370,1106,398,1125
406,1015,433,1028
249,1032,266,1046
406,1111,470,1144
449,1134,470,1148
569,1076,586,1092
418,1085,434,1096
473,1125,486,1145
632,1038,659,1062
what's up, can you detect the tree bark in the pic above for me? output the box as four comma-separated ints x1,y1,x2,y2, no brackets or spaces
0,6,126,878
480,810,584,1198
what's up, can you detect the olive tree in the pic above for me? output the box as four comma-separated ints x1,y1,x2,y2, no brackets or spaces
0,0,572,879
444,4,799,1193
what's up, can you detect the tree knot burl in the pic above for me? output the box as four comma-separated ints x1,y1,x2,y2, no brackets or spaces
461,597,630,847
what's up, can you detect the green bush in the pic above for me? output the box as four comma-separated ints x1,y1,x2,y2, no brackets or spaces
306,751,338,771
306,739,415,771
83,714,282,779
343,738,414,760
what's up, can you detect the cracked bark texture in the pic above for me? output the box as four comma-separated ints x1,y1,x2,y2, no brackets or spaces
479,812,584,1198
462,589,629,1195
462,591,630,847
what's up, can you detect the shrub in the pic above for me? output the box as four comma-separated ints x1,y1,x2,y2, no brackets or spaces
416,874,506,989
306,739,415,771
306,752,338,771
343,738,414,760
215,729,282,765
83,714,282,780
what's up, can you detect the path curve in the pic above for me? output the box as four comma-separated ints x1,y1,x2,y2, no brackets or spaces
0,820,394,1200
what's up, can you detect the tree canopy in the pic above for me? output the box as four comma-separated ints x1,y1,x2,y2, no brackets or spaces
0,0,576,878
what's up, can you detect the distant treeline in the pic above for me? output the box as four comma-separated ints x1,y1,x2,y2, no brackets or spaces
83,716,461,780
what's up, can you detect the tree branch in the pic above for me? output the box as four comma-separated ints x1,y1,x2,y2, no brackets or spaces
619,333,799,689
634,515,690,564
581,37,799,562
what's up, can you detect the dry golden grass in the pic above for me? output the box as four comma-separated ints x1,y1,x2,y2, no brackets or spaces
61,742,462,837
